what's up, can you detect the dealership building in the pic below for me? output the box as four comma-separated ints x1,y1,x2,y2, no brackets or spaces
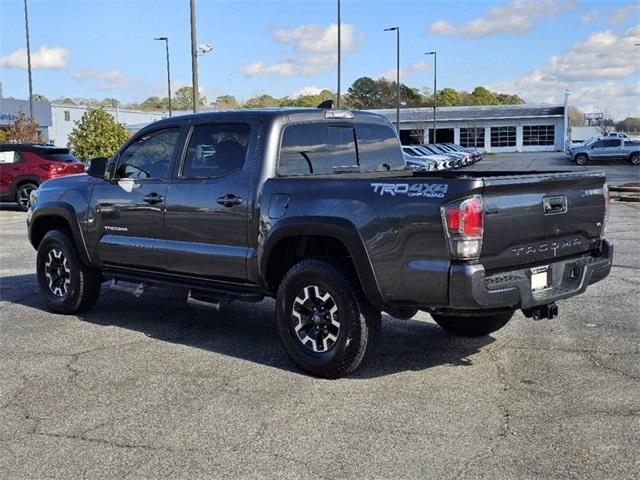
372,104,568,153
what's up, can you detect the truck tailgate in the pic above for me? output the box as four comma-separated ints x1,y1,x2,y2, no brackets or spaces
480,171,606,270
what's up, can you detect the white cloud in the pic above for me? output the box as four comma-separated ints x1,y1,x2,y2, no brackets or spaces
379,61,427,82
241,23,363,77
0,45,70,70
606,3,640,24
580,10,598,24
72,67,137,91
293,85,329,97
491,26,640,117
428,0,576,37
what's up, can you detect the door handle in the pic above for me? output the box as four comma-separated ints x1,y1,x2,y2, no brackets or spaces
143,193,164,205
217,194,242,207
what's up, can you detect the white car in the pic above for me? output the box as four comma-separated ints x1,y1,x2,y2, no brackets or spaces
402,146,450,170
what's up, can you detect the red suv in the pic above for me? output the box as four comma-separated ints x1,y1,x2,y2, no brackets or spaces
0,144,85,211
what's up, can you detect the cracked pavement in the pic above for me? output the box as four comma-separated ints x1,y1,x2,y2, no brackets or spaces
0,200,639,479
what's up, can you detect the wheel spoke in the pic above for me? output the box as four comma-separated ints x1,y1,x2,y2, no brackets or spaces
291,284,341,353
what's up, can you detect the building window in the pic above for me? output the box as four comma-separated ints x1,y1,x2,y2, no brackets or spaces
64,111,70,121
523,125,555,146
460,127,485,148
490,126,516,147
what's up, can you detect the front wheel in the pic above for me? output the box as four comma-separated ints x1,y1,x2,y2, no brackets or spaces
432,311,514,337
575,154,588,166
16,182,38,211
36,230,102,314
629,153,640,165
276,259,380,378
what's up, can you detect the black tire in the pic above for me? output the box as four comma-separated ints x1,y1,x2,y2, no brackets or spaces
16,182,38,212
276,258,380,378
36,230,102,314
629,153,640,166
575,154,588,166
432,311,514,337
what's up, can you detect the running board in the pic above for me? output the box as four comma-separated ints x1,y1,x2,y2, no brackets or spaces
187,290,223,311
110,279,146,297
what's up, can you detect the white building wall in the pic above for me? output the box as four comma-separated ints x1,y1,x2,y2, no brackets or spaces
49,105,166,146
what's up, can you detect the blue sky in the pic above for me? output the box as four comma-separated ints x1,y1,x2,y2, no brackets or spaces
1,0,638,118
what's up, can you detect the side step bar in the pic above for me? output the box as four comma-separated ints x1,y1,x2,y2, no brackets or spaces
187,290,224,311
110,279,146,297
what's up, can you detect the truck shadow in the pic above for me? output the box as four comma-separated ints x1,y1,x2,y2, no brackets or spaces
1,275,494,378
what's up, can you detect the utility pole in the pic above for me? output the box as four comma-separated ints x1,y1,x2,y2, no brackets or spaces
23,0,34,119
425,51,437,143
154,37,172,117
563,89,570,152
190,0,199,113
337,0,341,108
384,26,400,130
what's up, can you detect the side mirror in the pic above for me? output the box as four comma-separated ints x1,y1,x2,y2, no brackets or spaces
86,157,108,178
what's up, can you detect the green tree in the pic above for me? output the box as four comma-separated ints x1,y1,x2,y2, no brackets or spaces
437,88,461,107
244,94,279,108
32,93,49,102
67,107,129,161
173,86,206,110
615,117,640,133
137,96,168,111
495,93,524,105
5,108,40,143
346,77,380,108
471,86,499,105
213,95,239,109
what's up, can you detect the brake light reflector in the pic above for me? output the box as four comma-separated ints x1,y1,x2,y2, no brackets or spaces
441,195,484,260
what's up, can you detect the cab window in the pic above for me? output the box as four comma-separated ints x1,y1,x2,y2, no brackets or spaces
116,128,180,180
181,123,250,178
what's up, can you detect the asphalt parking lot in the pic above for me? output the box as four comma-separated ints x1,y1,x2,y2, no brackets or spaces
1,200,639,479
467,151,640,185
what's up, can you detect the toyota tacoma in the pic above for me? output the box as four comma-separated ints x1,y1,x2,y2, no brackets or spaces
27,108,613,378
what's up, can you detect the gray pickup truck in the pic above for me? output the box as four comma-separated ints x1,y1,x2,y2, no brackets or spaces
27,108,613,378
567,137,640,165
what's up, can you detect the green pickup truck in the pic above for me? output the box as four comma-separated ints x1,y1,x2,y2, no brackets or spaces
567,137,640,165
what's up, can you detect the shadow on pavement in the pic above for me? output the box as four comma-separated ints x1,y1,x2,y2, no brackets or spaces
0,273,494,378
0,202,23,211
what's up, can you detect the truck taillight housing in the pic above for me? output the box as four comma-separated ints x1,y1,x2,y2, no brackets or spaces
441,195,484,260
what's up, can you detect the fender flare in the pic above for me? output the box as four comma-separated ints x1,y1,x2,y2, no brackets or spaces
28,202,92,265
260,216,384,308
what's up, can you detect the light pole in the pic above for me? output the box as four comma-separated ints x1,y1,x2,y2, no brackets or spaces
189,0,199,113
154,37,172,117
23,0,34,119
425,51,437,143
337,0,341,108
384,26,400,131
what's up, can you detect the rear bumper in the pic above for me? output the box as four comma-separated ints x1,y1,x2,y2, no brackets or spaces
448,240,613,310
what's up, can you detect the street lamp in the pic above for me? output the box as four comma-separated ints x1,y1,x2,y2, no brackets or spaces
154,37,172,117
23,0,34,119
425,51,437,143
384,26,400,131
337,0,341,108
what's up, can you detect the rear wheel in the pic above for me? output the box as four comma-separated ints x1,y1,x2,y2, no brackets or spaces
575,154,588,166
432,311,514,337
36,230,102,314
16,182,38,211
629,153,640,165
276,259,380,378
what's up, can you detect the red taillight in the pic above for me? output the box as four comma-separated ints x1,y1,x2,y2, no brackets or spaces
461,197,483,237
441,195,484,260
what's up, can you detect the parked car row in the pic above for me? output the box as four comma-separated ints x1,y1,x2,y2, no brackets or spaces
0,144,85,211
402,143,483,171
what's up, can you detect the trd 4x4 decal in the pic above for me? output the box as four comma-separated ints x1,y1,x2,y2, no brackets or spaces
371,183,448,198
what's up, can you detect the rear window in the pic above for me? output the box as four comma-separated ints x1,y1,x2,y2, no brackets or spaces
43,152,78,162
278,121,404,176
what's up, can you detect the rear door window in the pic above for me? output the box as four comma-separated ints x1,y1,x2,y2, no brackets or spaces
355,122,404,171
279,123,357,175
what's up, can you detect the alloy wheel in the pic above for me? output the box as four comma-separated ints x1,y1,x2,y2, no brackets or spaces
44,248,71,298
291,285,341,353
17,185,35,209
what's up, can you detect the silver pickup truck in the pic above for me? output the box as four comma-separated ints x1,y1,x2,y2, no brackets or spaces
567,137,640,165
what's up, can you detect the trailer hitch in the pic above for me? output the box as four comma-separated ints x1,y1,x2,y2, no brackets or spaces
522,303,559,320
